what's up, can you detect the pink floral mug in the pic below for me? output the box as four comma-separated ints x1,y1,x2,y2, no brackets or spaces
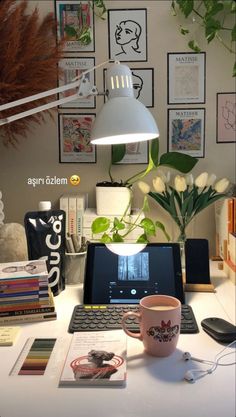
122,294,181,357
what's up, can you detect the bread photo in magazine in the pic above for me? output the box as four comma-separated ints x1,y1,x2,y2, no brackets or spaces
59,330,127,386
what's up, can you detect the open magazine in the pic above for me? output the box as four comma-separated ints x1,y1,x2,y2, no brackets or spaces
59,330,127,386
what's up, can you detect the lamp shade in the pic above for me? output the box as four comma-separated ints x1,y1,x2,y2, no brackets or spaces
90,63,159,145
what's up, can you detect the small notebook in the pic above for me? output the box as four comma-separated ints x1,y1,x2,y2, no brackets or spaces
59,330,127,386
0,326,20,346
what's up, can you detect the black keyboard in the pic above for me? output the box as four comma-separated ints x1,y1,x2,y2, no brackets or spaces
68,304,199,334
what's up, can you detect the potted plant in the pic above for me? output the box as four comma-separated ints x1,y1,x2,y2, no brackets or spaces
93,138,198,246
96,138,198,215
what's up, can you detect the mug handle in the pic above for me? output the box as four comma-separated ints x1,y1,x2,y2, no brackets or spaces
121,311,142,340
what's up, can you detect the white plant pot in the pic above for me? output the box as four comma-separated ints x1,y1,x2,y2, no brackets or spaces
96,186,131,216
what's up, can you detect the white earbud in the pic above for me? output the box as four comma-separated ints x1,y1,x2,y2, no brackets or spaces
184,370,195,382
183,352,208,364
183,341,236,383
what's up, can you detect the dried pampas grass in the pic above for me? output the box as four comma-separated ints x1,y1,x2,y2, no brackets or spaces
0,0,64,147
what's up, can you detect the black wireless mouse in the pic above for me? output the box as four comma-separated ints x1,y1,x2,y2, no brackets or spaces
201,317,236,343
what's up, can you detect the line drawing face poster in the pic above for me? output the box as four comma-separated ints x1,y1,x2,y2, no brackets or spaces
168,52,205,104
108,9,147,62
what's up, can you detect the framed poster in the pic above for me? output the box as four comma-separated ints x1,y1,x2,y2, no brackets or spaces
55,0,95,52
58,57,95,108
168,108,205,158
103,68,154,107
167,52,206,104
216,92,236,143
108,9,147,62
112,142,148,164
58,113,96,163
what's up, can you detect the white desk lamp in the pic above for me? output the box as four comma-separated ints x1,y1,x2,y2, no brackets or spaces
0,60,159,146
0,60,157,255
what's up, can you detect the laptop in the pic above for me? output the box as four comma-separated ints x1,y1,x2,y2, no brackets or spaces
68,243,199,333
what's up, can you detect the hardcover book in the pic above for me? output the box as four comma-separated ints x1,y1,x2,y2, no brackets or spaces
59,330,127,386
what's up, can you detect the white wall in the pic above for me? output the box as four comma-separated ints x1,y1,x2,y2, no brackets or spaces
0,1,235,255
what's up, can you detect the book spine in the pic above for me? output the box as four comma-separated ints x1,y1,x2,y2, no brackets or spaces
228,198,234,235
0,301,51,312
68,197,77,235
0,312,57,324
0,305,55,317
76,194,86,237
60,195,69,235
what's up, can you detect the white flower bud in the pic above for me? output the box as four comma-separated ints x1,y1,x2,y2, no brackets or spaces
185,174,194,186
138,181,150,195
207,174,217,187
157,169,170,184
174,175,187,192
214,178,230,193
153,176,166,193
195,172,208,188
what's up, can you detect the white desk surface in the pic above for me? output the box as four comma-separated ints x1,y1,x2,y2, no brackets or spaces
1,262,235,417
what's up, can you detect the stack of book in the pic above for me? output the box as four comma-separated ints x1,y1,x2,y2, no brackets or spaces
0,259,56,325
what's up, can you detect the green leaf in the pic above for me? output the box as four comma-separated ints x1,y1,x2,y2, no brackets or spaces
91,217,110,234
112,233,124,242
232,23,236,41
180,26,190,35
233,61,236,77
188,40,202,52
159,152,198,173
100,233,112,243
113,217,125,231
150,137,160,167
136,234,149,243
149,192,171,213
112,144,126,164
176,0,194,17
64,25,77,37
204,1,224,16
205,17,221,43
140,218,156,236
171,1,177,16
155,220,171,241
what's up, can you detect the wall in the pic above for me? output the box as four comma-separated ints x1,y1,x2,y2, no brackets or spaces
0,0,235,255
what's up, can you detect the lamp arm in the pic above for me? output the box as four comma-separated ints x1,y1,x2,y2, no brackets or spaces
0,59,113,126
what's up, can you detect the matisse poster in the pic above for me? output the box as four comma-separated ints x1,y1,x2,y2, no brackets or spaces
58,113,96,163
58,57,95,108
168,52,206,104
55,1,95,52
168,108,205,158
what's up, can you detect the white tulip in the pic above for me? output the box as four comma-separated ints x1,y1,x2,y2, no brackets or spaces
207,174,217,187
153,176,166,193
195,172,208,188
157,169,171,184
174,175,187,192
185,173,194,186
138,181,150,195
214,178,230,193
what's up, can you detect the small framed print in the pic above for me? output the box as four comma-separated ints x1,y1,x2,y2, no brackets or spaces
168,52,206,104
58,113,96,163
168,108,205,158
103,68,154,108
58,57,95,109
112,142,149,164
108,9,147,62
55,0,95,52
216,92,236,143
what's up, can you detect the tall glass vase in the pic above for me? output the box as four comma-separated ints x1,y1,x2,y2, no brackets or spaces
171,217,195,270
